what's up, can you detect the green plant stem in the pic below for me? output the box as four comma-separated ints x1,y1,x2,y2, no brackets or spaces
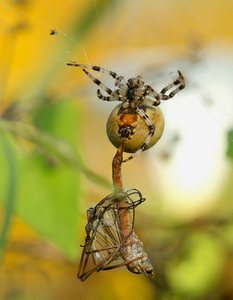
0,119,111,188
0,135,17,259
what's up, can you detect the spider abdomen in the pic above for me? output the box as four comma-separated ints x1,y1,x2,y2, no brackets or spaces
106,104,164,153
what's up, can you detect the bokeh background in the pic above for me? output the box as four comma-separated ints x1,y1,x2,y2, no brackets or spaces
0,0,233,299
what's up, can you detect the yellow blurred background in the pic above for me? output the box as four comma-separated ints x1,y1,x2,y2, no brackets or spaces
0,0,233,299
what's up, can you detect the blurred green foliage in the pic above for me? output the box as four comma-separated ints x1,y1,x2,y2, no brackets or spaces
226,128,233,160
167,232,225,298
0,100,81,258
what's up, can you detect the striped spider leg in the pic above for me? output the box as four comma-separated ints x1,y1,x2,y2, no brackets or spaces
78,189,153,281
67,62,185,162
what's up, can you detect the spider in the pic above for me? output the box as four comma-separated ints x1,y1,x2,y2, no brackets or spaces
67,62,185,162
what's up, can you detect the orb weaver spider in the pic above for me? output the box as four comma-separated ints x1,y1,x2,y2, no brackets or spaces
67,62,185,162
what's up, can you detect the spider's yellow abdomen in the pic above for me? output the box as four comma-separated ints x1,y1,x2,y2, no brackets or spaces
106,104,165,153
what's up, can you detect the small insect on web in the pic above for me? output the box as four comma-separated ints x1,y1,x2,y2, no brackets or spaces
50,29,57,35
78,188,154,281
67,62,185,162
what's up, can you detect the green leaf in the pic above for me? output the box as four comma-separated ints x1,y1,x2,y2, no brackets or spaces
226,128,233,160
0,101,82,259
17,151,80,259
21,100,81,258
33,98,80,145
0,135,18,257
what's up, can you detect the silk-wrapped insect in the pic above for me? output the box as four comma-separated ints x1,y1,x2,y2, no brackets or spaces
78,189,154,281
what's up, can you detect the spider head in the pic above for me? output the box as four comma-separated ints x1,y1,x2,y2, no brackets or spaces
127,75,144,88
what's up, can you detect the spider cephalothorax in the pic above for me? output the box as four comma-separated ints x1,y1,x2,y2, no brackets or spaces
125,76,145,103
67,62,185,162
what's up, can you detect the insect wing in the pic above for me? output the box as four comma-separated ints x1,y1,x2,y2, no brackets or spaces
78,200,128,280
78,189,147,281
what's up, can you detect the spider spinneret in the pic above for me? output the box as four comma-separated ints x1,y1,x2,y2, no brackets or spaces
67,62,185,162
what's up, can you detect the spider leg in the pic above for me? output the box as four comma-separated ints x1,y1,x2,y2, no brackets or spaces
123,108,155,163
97,89,118,101
143,85,161,106
159,70,185,100
81,68,115,96
67,62,125,84
145,71,185,106
115,76,127,88
81,69,124,101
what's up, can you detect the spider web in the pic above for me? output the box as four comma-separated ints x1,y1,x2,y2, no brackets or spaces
0,0,232,218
